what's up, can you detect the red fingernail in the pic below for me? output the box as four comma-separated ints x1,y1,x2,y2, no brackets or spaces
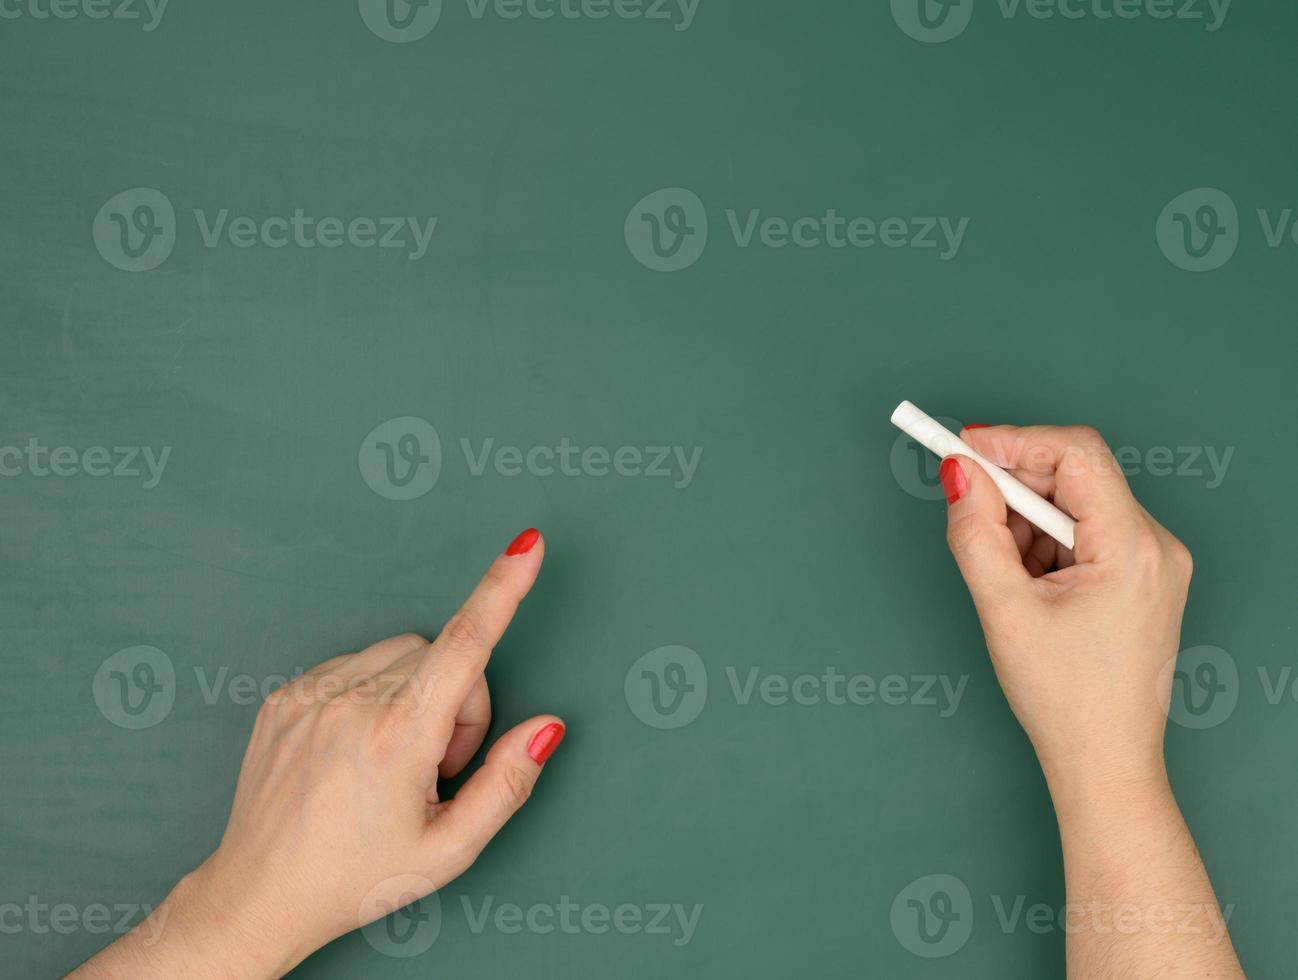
939,458,968,504
964,424,991,430
527,722,565,765
505,528,541,556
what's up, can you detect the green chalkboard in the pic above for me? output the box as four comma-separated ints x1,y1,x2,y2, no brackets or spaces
2,0,1294,976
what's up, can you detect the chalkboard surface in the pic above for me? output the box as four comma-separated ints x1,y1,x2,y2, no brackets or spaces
2,1,1294,976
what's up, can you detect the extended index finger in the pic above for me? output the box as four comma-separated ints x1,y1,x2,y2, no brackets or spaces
404,528,545,726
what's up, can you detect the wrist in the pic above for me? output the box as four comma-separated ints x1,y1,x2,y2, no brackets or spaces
162,862,304,979
1041,753,1171,821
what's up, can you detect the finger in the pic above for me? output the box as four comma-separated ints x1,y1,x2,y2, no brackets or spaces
1023,528,1060,578
424,716,564,879
1006,511,1034,561
439,674,491,779
961,424,1140,562
960,424,1137,525
404,529,545,727
942,456,1033,612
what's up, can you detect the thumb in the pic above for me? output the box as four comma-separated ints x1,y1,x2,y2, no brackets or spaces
425,715,564,878
941,456,1031,611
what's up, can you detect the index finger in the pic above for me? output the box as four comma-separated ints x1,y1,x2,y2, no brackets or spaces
404,528,545,726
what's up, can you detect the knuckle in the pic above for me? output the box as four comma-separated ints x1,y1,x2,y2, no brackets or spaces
1070,425,1105,448
261,686,290,710
1130,530,1164,569
946,513,982,558
499,764,534,812
441,611,484,651
1169,539,1194,578
366,709,408,753
392,632,428,649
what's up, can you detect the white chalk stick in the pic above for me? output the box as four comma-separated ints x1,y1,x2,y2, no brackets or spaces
891,400,1077,550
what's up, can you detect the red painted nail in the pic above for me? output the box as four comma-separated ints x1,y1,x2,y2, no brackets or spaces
964,424,991,430
527,722,565,765
939,458,968,504
505,528,541,556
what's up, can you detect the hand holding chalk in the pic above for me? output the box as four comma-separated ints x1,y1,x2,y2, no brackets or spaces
891,400,1077,550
